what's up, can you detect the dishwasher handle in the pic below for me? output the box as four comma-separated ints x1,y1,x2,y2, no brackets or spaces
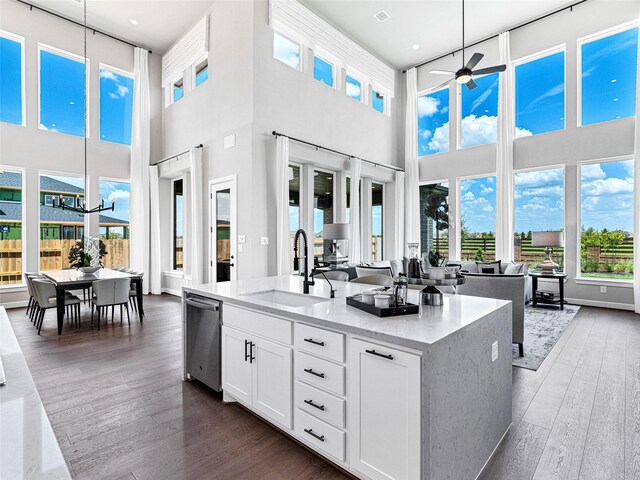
185,295,220,311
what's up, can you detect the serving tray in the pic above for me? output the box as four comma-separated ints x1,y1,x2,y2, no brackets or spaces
346,295,419,317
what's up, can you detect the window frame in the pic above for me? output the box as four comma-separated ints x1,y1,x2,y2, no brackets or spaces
512,44,566,139
0,165,27,290
577,20,639,128
417,84,451,157
98,63,134,146
37,43,90,138
419,178,450,259
273,31,304,72
192,53,209,88
576,154,634,284
371,181,385,261
171,176,185,271
371,87,388,116
0,30,26,127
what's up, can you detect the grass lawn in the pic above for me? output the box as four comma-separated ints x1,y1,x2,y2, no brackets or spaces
581,273,633,280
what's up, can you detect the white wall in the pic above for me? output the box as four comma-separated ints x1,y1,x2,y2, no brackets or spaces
414,1,640,309
0,1,163,306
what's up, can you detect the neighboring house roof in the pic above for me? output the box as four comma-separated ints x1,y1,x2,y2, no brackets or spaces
0,172,84,194
0,171,22,189
0,201,128,225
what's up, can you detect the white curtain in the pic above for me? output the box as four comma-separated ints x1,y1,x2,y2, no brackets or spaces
349,157,362,264
394,171,405,259
404,67,420,246
129,48,151,293
189,147,204,285
495,31,515,263
149,166,162,294
634,24,640,314
276,136,291,276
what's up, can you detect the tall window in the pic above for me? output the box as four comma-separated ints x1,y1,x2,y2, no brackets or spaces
39,173,84,271
0,33,24,126
314,55,334,88
314,171,334,260
580,26,638,126
418,88,449,156
346,75,361,101
372,182,383,261
459,176,496,260
0,169,23,285
194,58,208,87
580,159,634,279
99,180,130,269
99,66,133,145
460,73,498,149
289,165,300,266
372,90,385,114
173,179,184,270
420,183,449,260
514,168,565,270
273,32,300,70
39,46,86,136
515,50,565,137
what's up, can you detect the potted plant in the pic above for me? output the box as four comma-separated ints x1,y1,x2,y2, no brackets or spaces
68,239,107,272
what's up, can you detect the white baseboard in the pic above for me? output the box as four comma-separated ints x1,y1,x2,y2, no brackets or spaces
162,288,182,297
2,300,29,309
565,297,635,311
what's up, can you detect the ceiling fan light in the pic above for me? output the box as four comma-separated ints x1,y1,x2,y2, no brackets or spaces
456,74,471,84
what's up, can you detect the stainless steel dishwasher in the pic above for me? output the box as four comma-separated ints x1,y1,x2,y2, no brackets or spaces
184,293,222,392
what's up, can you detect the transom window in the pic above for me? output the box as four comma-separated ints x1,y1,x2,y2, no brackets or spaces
314,55,334,88
273,32,301,70
0,32,24,126
418,87,449,156
173,78,184,103
372,90,385,113
346,75,361,101
194,58,208,87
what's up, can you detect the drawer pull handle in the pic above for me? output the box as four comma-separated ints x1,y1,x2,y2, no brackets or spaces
304,399,325,411
304,368,325,378
304,428,325,442
244,340,250,362
365,349,394,360
304,338,325,347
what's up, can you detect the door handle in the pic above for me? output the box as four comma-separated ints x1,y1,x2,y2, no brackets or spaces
249,342,255,363
304,368,325,378
244,340,250,362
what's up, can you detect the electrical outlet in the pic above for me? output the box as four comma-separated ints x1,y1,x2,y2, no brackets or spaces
600,286,607,294
491,341,499,362
238,244,243,253
260,237,269,245
238,235,246,244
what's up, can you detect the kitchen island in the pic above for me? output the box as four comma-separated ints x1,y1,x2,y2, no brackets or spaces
183,276,512,480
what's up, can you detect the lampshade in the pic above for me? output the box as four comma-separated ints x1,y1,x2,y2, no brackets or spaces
324,223,350,240
531,231,564,248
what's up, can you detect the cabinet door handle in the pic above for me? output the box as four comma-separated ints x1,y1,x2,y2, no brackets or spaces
303,338,325,347
304,368,325,378
304,428,325,442
244,340,250,362
304,399,325,411
249,342,255,363
365,349,394,360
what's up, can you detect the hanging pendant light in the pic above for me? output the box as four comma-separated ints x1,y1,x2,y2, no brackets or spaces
52,0,114,215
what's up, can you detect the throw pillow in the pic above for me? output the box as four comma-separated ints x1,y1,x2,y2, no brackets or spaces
504,261,524,275
460,261,478,273
476,260,501,274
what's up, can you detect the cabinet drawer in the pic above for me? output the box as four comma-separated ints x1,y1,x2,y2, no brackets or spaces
295,352,345,396
295,408,346,462
295,380,345,428
223,304,292,345
295,323,345,363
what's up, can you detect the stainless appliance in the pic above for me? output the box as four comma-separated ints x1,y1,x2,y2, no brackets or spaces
184,293,222,392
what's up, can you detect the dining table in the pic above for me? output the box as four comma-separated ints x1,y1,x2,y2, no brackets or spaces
40,268,144,335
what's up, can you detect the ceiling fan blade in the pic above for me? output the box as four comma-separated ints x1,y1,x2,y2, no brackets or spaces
465,78,478,91
465,52,484,70
472,64,506,76
429,69,455,75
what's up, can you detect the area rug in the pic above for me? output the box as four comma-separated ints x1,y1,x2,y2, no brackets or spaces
511,305,580,371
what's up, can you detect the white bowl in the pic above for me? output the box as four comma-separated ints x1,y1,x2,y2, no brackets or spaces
361,291,377,305
374,294,391,309
78,266,101,274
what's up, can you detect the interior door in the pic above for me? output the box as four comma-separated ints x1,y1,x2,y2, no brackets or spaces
210,178,237,283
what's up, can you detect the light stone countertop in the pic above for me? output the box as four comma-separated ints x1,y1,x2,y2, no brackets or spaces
184,275,511,350
0,307,72,480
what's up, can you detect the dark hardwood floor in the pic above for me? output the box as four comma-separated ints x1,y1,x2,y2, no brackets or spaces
6,296,640,480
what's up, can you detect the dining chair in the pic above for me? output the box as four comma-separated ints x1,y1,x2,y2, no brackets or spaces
31,279,81,335
124,269,143,313
24,272,45,322
91,278,131,330
312,270,350,282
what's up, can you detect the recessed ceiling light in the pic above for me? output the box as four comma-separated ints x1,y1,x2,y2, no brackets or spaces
412,44,420,50
129,18,139,25
374,10,390,22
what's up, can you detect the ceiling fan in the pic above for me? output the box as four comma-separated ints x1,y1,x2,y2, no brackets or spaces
429,0,506,91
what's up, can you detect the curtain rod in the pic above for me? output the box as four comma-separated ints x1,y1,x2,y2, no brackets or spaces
152,144,203,166
403,0,588,73
272,131,404,173
15,0,153,54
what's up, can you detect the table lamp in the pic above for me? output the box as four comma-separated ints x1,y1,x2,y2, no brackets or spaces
531,231,564,274
324,223,350,263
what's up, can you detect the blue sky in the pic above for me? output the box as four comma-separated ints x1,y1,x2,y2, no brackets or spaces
99,180,130,223
372,90,384,113
346,75,361,101
274,33,300,70
0,37,22,125
196,66,208,87
514,168,564,233
99,69,133,145
418,87,449,155
461,73,499,148
460,176,496,234
314,56,333,87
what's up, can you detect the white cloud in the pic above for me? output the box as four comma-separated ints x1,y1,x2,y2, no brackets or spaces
274,36,300,69
39,123,58,132
419,128,432,140
521,203,547,211
428,122,449,153
582,177,634,196
418,95,440,118
108,189,130,203
521,185,563,198
109,84,129,99
480,185,494,195
521,83,564,114
515,127,533,138
581,164,606,181
515,168,563,187
460,114,497,147
623,159,634,177
346,82,361,99
100,70,117,81
463,191,475,201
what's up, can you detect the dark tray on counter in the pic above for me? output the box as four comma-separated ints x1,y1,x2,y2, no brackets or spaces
346,295,419,317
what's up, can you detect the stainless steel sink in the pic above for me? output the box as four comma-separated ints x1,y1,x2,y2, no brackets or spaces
241,290,329,308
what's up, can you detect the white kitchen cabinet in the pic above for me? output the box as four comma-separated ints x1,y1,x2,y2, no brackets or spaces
349,339,421,480
222,325,292,429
